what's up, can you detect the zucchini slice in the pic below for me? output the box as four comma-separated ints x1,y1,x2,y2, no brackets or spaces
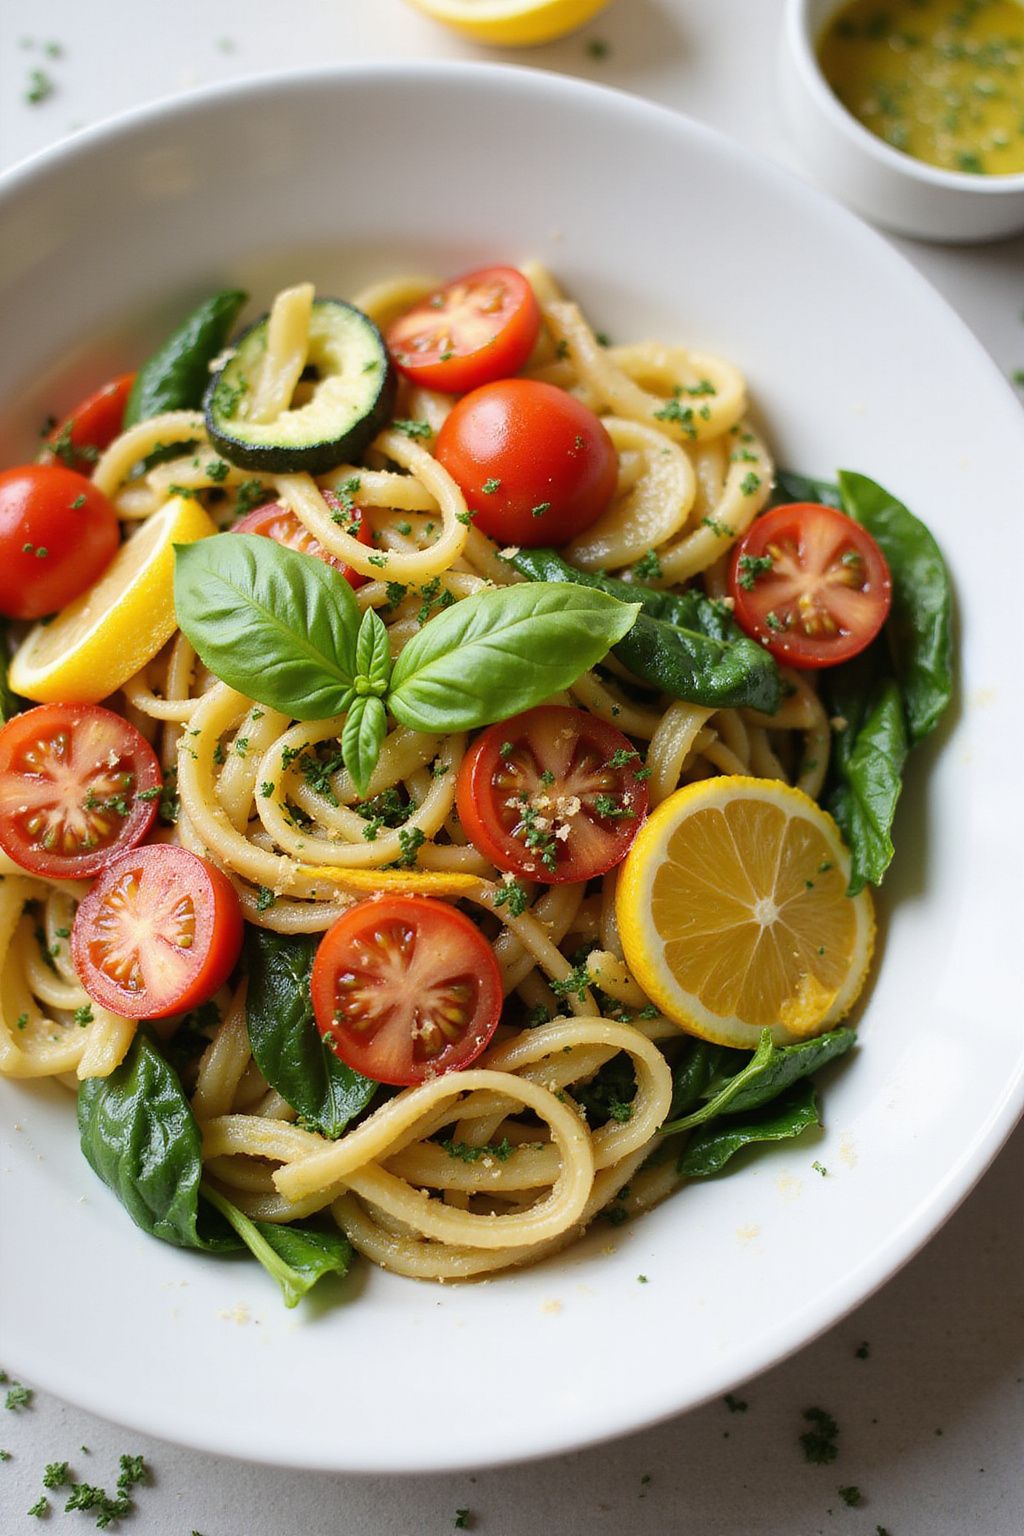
204,297,396,475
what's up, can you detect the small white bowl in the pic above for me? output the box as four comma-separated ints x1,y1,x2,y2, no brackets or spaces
780,0,1024,242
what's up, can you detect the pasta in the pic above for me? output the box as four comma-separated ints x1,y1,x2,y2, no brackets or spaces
0,261,912,1294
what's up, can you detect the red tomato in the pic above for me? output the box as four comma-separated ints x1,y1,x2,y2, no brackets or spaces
0,465,120,620
386,266,540,394
45,373,135,474
456,706,649,884
233,492,372,588
311,895,503,1086
728,502,893,670
435,379,617,547
0,704,161,881
72,845,243,1019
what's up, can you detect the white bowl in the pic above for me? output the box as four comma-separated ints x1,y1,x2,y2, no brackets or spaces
0,63,1022,1474
780,0,1024,241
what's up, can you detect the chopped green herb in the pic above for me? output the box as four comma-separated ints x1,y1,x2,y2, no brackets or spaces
531,501,551,519
74,1005,94,1026
4,1383,32,1411
482,477,501,494
838,1486,862,1508
390,826,426,869
725,1392,749,1413
737,552,773,590
631,548,662,581
442,1138,513,1163
701,515,731,537
855,1340,870,1359
392,418,432,440
800,1406,839,1464
812,1159,828,1177
740,471,762,496
492,879,529,918
550,961,591,1003
586,37,610,59
28,1496,49,1518
653,398,696,436
26,68,55,105
454,1512,471,1530
255,886,276,912
43,1461,70,1489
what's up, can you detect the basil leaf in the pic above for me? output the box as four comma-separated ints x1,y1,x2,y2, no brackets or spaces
355,606,391,690
202,1184,352,1308
770,469,842,509
77,1033,238,1252
342,695,387,802
678,1081,821,1178
125,289,248,426
245,929,377,1139
511,549,781,712
174,535,360,719
388,581,640,733
837,470,953,744
827,668,909,895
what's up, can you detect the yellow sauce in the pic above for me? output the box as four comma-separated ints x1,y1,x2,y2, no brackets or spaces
818,0,1024,175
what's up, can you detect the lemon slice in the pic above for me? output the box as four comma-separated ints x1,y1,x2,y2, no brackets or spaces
403,0,612,47
616,776,874,1049
10,496,216,704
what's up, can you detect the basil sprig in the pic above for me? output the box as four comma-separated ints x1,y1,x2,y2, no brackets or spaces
174,535,639,794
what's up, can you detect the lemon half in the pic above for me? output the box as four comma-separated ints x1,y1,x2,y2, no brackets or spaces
10,496,215,704
404,0,612,47
616,777,874,1050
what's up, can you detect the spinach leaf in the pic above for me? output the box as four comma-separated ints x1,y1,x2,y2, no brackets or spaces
678,1081,821,1178
174,534,360,720
721,1028,855,1115
826,651,909,895
78,1032,354,1306
668,1040,748,1120
78,1033,237,1251
510,549,781,712
0,619,25,724
245,929,377,1138
202,1185,351,1308
388,581,640,732
125,289,248,426
770,469,842,508
661,1029,777,1133
837,470,953,744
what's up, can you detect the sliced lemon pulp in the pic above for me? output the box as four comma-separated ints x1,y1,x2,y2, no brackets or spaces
616,776,874,1049
403,0,612,47
10,495,215,705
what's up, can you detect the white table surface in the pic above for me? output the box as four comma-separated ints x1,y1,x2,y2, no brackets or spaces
0,2,1021,1532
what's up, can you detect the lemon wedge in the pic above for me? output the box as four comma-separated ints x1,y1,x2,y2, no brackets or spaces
616,777,874,1050
403,0,612,47
10,496,216,704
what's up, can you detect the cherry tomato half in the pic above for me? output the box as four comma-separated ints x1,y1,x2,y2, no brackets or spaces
233,491,372,588
386,266,540,394
728,502,892,670
456,706,649,885
45,373,135,475
311,895,503,1086
0,465,120,620
0,704,161,880
435,379,617,547
72,845,244,1019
